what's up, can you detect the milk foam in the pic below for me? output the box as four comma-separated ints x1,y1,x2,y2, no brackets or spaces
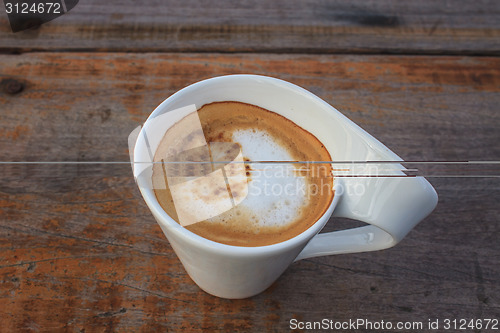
209,129,308,229
152,101,334,246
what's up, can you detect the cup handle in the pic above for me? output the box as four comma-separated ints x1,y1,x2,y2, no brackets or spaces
295,176,438,261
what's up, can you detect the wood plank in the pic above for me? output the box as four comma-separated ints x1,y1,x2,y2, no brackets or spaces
1,53,499,162
0,0,499,54
1,53,499,331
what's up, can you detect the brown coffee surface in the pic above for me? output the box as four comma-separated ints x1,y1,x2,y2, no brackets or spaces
153,101,334,246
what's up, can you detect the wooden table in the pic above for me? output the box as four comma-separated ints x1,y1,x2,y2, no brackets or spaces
1,1,499,332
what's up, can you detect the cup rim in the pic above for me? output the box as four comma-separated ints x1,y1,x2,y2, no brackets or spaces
134,74,393,256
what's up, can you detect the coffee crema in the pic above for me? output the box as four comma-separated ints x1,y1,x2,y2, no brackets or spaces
152,101,334,246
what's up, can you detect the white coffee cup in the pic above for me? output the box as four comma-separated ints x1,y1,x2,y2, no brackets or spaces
130,75,438,299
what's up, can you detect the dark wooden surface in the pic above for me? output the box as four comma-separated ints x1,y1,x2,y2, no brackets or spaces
1,0,500,54
1,2,500,333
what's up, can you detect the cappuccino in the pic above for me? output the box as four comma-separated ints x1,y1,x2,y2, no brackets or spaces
153,102,334,246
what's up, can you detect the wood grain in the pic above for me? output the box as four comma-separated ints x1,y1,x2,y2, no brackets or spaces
1,53,499,332
1,0,499,54
1,53,499,162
